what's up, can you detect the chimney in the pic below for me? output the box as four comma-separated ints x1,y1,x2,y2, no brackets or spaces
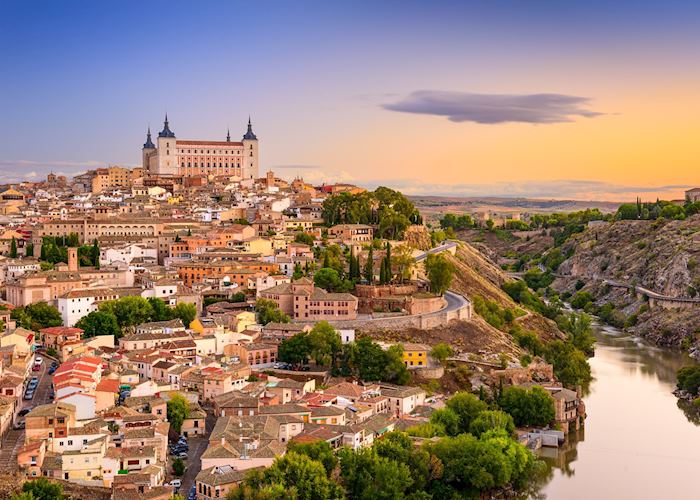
67,247,78,272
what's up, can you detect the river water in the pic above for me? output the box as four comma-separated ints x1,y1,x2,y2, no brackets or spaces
539,322,700,500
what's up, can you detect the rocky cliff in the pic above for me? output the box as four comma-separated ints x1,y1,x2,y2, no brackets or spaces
556,215,700,354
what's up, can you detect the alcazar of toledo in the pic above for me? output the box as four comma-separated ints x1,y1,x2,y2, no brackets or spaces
142,115,259,179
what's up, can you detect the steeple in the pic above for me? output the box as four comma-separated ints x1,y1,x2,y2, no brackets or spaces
226,128,231,142
143,126,155,149
242,116,257,140
158,114,175,138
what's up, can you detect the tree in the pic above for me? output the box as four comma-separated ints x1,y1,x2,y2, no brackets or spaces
286,440,337,476
445,392,487,433
167,393,190,434
429,408,460,436
172,302,197,326
544,340,592,388
240,451,343,500
469,410,515,437
307,321,342,367
172,457,186,476
75,311,121,339
364,247,374,283
313,268,341,292
676,366,700,395
99,296,153,331
292,262,304,280
294,232,314,246
424,253,454,295
12,302,62,331
499,386,555,427
255,298,290,325
338,447,413,499
25,242,34,258
91,239,100,268
10,493,36,500
556,312,595,356
430,343,454,366
9,237,17,258
21,478,65,500
278,332,312,366
392,245,415,283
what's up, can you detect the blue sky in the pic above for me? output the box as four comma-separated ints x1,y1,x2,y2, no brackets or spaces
1,1,699,199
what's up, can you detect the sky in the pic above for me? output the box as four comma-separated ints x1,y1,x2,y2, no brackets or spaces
1,0,699,201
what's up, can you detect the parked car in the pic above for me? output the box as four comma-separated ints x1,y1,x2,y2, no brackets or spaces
34,357,43,365
177,452,188,459
51,361,58,367
32,364,40,372
188,485,196,500
48,366,56,374
18,408,32,417
14,421,25,430
169,479,182,488
24,390,34,400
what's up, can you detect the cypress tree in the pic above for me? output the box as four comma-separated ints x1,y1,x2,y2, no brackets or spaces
9,237,17,258
364,247,374,283
323,251,330,269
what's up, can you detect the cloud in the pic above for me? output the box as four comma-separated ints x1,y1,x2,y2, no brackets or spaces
0,159,138,183
383,90,604,124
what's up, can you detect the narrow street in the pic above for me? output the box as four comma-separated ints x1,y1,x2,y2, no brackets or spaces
176,410,216,495
0,353,53,472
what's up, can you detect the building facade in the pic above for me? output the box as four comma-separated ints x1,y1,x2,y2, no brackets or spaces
142,116,259,179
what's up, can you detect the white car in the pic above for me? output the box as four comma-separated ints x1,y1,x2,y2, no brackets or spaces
169,479,182,488
34,357,43,365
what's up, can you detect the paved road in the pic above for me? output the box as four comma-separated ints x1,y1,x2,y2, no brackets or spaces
0,353,52,471
176,410,216,496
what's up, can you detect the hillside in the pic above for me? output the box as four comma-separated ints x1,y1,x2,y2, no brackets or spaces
555,215,700,354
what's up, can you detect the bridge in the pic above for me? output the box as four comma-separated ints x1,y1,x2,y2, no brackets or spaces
603,279,700,309
414,240,458,262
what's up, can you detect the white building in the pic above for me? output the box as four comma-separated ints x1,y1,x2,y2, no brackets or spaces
100,243,158,266
142,116,259,179
57,288,119,327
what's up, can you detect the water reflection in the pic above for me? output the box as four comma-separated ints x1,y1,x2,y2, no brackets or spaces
537,322,700,500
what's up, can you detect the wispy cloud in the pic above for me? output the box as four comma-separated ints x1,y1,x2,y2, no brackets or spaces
383,90,604,124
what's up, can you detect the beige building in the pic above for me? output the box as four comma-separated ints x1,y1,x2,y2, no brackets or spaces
259,277,358,321
142,116,259,179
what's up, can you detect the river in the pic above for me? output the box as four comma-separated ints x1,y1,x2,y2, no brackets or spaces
537,322,700,499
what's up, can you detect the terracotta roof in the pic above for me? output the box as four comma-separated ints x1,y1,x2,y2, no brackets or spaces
177,140,244,146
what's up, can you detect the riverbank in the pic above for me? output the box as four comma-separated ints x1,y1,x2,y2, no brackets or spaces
538,320,700,499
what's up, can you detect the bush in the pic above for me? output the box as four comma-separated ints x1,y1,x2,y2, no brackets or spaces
499,386,555,427
677,366,700,395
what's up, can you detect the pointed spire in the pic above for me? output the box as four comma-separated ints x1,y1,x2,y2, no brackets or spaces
159,113,175,137
243,116,257,140
143,126,155,149
226,128,231,142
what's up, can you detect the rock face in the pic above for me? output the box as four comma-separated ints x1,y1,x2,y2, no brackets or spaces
559,217,700,297
403,224,432,250
557,215,700,351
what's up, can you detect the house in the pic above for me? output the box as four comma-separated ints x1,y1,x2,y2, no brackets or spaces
213,390,260,417
102,445,160,487
267,378,315,404
380,384,426,417
25,402,77,442
57,287,119,327
18,440,46,478
181,403,207,437
39,326,83,359
400,342,430,368
327,224,373,244
228,342,278,369
196,465,255,500
685,188,700,203
201,365,251,401
258,277,358,321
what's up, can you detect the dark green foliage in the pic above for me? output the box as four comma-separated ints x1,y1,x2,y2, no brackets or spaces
294,232,315,246
321,187,420,238
445,392,488,433
255,298,290,325
424,253,454,295
313,268,353,293
472,296,516,331
523,269,554,290
556,312,596,356
677,366,700,395
75,311,121,339
21,478,65,500
570,291,594,310
501,281,560,319
499,386,555,427
9,237,17,258
617,199,689,221
166,393,189,434
12,302,63,331
203,293,246,308
363,247,374,283
439,213,474,231
543,340,592,388
172,457,186,476
286,440,338,476
469,410,516,437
